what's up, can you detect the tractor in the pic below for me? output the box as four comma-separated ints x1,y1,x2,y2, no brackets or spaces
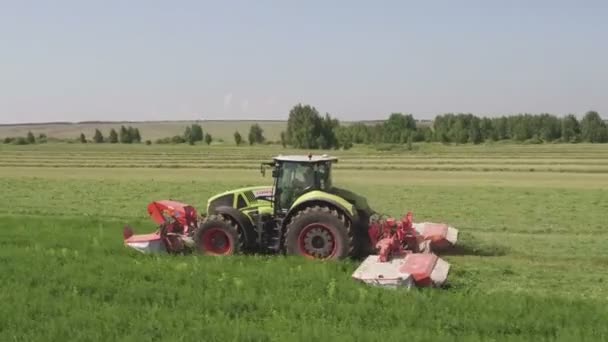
196,154,376,259
123,154,458,289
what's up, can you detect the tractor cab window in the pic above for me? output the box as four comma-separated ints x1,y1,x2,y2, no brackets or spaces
293,164,315,189
316,162,332,190
277,162,315,210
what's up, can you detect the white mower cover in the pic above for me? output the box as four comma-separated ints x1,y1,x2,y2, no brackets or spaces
413,222,458,250
352,220,457,289
352,253,450,289
124,232,167,254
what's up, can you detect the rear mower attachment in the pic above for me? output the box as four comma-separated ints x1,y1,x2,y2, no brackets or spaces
123,200,198,254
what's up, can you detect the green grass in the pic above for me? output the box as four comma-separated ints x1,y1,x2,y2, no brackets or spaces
1,143,608,341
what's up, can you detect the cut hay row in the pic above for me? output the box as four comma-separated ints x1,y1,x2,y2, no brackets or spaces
4,156,608,166
3,162,608,173
2,148,606,160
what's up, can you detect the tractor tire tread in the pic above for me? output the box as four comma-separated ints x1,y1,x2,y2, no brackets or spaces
194,214,243,254
283,204,354,259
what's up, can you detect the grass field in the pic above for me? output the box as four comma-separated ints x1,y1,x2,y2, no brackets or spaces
1,143,607,341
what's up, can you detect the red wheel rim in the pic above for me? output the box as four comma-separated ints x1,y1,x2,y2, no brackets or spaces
201,228,232,255
297,223,337,259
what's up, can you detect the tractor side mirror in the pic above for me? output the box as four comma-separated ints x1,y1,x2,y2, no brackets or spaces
260,164,266,177
272,169,279,178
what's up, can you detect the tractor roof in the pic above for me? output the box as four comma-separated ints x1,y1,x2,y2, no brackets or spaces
272,154,338,163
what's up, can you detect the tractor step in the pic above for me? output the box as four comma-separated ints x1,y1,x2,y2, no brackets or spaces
352,253,450,289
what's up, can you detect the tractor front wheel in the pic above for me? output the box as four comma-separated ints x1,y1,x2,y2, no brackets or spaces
284,205,353,260
194,215,241,256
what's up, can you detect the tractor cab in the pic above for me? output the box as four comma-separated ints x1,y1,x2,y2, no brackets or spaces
262,154,337,214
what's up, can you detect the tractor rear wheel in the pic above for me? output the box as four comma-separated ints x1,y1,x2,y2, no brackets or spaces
194,215,242,256
283,205,353,260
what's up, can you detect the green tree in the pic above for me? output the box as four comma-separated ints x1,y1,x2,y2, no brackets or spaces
580,111,607,143
450,115,469,144
184,126,195,145
93,129,104,143
285,104,323,148
424,127,433,142
109,128,118,143
561,114,580,143
468,117,483,144
347,123,372,144
383,113,416,143
119,125,132,143
234,131,242,146
494,116,509,140
248,123,265,145
433,114,451,143
280,131,287,148
512,115,533,142
204,133,213,145
539,114,561,142
183,126,192,142
14,137,28,145
335,126,353,150
37,133,47,143
480,117,495,141
171,135,186,144
129,126,141,144
26,131,36,144
191,124,204,142
79,133,87,143
317,113,340,149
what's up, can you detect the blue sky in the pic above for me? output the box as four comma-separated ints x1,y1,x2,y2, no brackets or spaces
1,0,606,123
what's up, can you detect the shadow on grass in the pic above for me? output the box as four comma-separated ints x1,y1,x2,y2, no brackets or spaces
440,241,509,257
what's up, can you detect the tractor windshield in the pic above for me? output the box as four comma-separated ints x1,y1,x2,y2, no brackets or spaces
276,161,333,210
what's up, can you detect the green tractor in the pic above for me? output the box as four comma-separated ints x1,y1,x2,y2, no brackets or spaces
194,154,376,259
123,153,459,288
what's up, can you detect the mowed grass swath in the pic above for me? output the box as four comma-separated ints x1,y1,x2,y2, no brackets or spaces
1,143,608,341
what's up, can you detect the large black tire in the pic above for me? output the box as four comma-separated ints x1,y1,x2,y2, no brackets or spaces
193,215,242,255
283,205,353,260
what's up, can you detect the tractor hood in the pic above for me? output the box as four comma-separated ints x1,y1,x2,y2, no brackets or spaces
206,185,274,213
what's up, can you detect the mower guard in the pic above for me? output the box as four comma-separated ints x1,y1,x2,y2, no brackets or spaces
123,226,167,254
353,217,458,289
122,200,199,254
352,252,450,289
412,222,459,252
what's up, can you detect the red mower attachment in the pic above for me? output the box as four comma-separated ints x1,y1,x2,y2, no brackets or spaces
352,211,458,289
123,200,199,254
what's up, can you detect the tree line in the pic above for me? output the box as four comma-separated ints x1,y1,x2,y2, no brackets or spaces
2,122,270,146
154,123,267,146
280,104,608,149
3,106,606,147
